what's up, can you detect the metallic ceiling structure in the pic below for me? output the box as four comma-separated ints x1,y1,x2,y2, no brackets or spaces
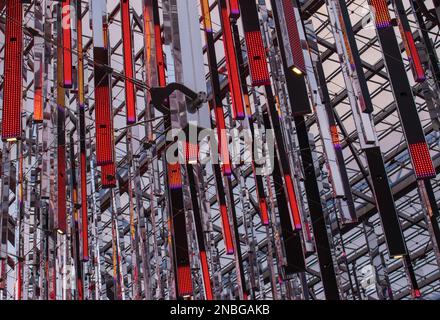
0,0,439,300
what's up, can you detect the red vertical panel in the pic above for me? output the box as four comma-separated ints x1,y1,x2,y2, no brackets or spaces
244,31,270,86
34,87,43,123
259,198,269,225
409,142,436,179
220,204,234,254
220,1,245,120
199,251,213,300
214,105,232,175
167,163,182,190
284,174,302,230
227,0,240,18
95,84,114,165
80,152,89,259
62,0,73,88
101,163,116,188
120,0,137,124
370,0,392,28
177,265,193,296
153,0,166,87
405,31,426,82
282,0,306,74
2,0,23,141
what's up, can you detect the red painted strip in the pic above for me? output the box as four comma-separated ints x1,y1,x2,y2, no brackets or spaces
168,162,182,190
227,0,240,18
62,0,73,88
121,0,137,124
199,251,213,300
95,85,114,165
260,198,269,225
405,31,426,82
220,3,245,120
80,152,89,261
101,163,117,188
220,204,235,254
284,174,302,230
154,25,166,87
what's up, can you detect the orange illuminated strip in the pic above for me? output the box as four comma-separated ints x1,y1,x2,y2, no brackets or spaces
199,251,213,300
220,204,235,254
34,87,43,122
2,0,23,141
120,0,137,124
409,142,436,179
201,0,212,33
153,1,166,87
370,0,391,29
220,2,245,120
284,174,302,230
62,0,73,88
168,163,182,189
244,31,270,86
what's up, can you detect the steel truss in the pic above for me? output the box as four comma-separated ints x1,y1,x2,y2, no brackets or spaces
0,0,439,300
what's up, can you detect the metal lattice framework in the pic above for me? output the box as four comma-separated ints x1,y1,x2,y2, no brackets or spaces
0,0,439,300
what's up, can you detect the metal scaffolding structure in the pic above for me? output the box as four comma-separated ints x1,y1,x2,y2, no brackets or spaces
0,0,439,300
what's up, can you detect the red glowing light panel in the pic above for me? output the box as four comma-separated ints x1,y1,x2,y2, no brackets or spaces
95,85,114,165
282,0,306,74
405,31,426,82
177,265,193,296
101,163,116,188
168,163,182,189
2,0,23,141
34,87,43,123
245,31,270,86
199,251,213,300
409,142,436,179
260,198,269,225
121,0,137,124
284,174,302,230
220,204,235,254
370,0,391,29
220,2,245,120
152,0,166,87
227,0,240,18
62,0,73,88
57,146,67,233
